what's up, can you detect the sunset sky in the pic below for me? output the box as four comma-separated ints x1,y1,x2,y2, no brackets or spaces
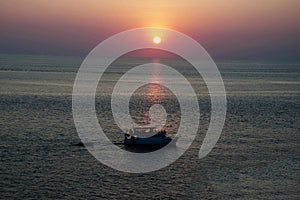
0,0,299,60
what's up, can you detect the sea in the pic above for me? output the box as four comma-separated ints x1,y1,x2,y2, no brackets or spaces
0,54,299,199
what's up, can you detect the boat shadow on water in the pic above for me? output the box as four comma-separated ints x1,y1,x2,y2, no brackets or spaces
121,142,172,153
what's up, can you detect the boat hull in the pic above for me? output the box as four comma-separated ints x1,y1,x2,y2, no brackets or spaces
123,137,172,146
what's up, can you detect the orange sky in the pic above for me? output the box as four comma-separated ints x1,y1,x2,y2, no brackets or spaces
0,0,299,59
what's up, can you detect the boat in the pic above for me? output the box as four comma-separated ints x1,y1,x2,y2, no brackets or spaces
123,126,173,146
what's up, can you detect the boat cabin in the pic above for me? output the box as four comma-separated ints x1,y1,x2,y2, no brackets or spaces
125,126,167,139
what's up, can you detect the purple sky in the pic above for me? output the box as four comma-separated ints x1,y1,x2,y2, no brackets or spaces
0,0,299,60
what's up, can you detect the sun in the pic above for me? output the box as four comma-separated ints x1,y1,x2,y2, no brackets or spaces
153,36,161,44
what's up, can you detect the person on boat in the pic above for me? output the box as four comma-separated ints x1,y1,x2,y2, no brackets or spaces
161,129,166,137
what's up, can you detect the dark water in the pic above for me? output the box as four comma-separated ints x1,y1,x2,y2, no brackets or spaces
1,55,299,199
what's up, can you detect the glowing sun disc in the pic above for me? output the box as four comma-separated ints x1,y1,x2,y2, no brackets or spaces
153,36,161,44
